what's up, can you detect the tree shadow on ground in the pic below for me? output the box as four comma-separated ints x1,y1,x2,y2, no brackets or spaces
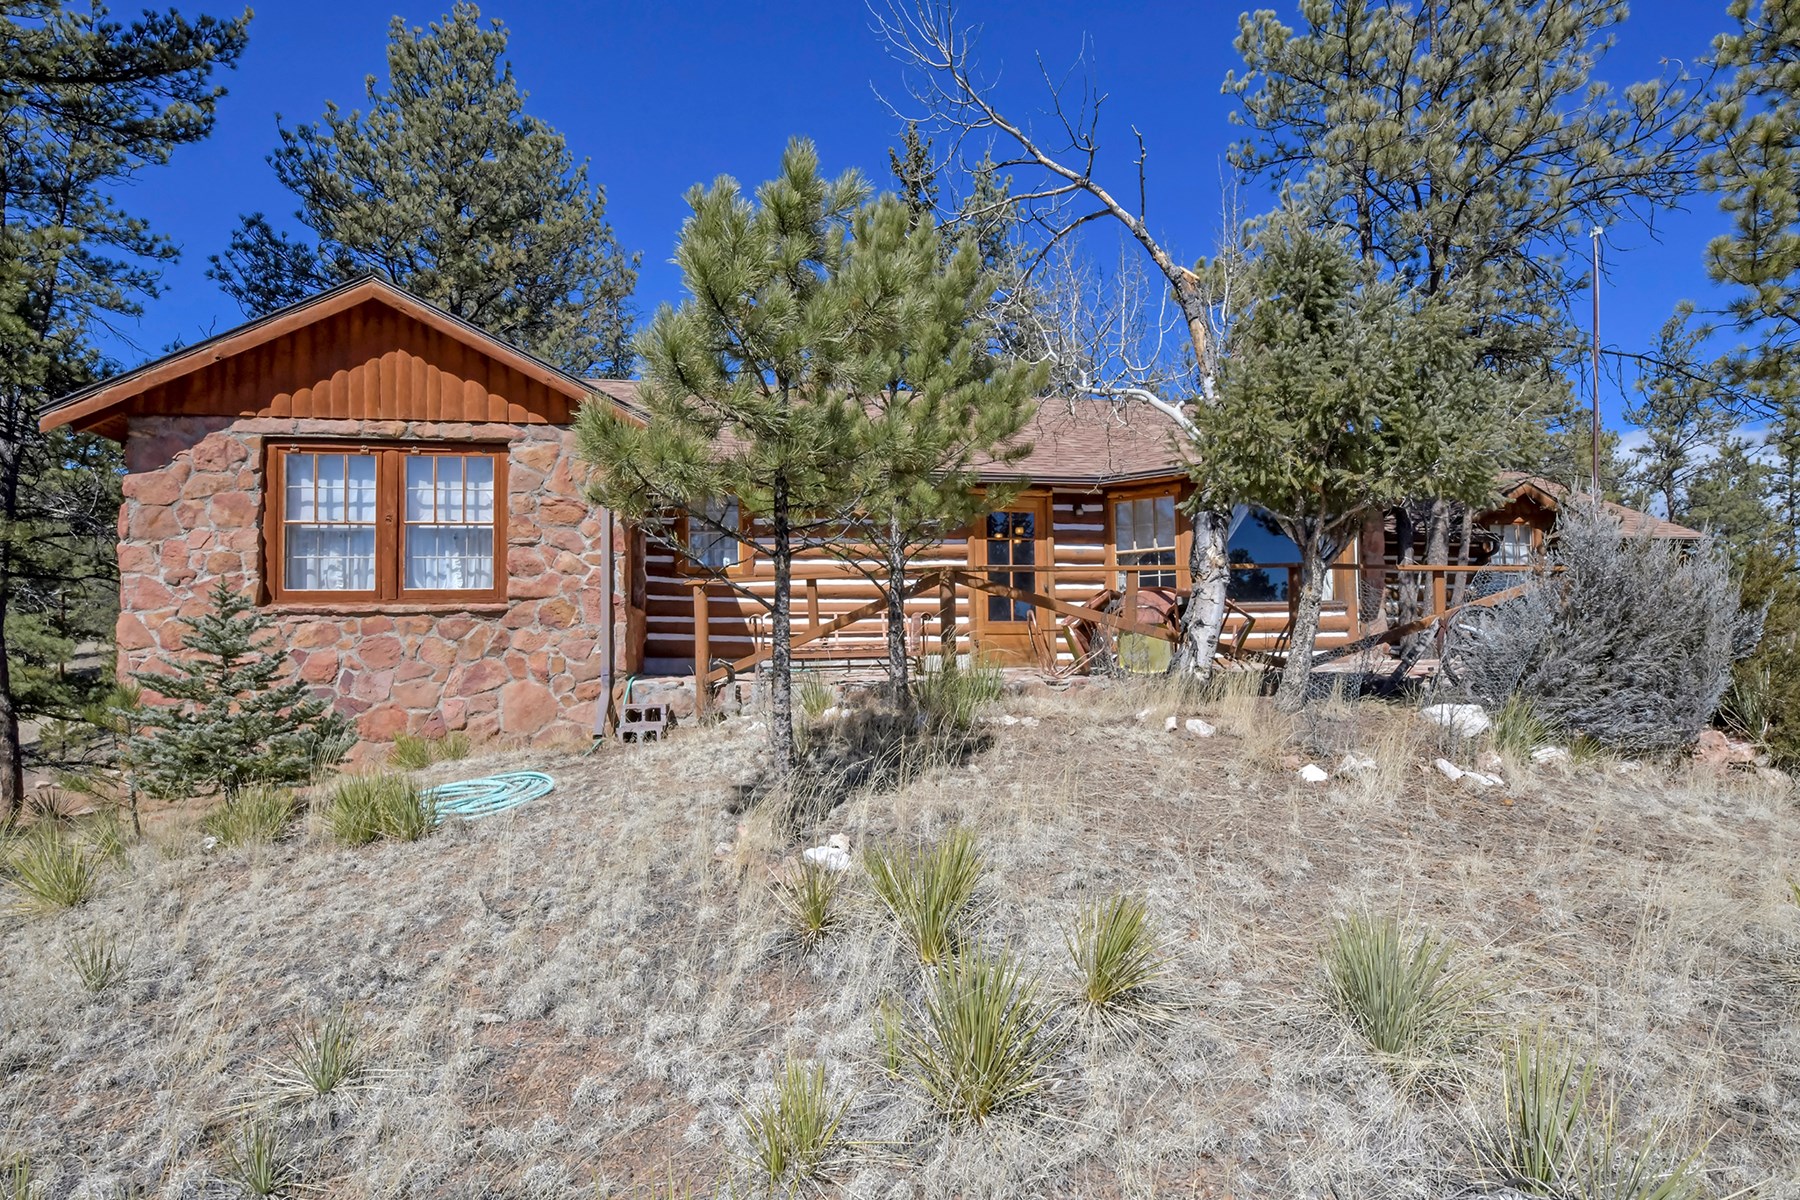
728,699,993,832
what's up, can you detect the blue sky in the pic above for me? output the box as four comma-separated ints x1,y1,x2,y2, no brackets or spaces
105,0,1739,432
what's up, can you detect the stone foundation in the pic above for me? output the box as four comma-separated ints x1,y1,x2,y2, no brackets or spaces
118,415,630,744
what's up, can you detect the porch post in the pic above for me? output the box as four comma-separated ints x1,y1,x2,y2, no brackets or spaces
692,581,709,721
938,574,955,666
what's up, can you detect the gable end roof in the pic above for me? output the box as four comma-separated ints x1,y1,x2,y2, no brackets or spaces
39,276,601,438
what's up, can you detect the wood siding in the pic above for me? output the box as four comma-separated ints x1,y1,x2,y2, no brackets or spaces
75,298,579,431
640,485,1361,672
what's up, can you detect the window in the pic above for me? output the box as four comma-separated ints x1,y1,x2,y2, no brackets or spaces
1226,505,1332,604
405,456,497,590
689,497,742,571
1485,522,1533,565
269,445,506,603
1113,493,1178,588
283,452,378,592
984,509,1037,622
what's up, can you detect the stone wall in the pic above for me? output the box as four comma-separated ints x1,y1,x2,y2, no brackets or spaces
118,416,628,745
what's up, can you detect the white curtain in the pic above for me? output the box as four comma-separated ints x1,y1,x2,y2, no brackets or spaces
284,452,377,591
405,456,496,590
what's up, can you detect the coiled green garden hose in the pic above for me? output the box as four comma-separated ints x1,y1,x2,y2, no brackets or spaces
423,771,555,822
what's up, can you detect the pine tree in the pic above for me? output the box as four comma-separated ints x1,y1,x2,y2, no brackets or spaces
131,579,353,800
889,122,940,228
208,3,638,377
1195,218,1506,709
576,139,871,776
835,197,1046,698
0,1,249,817
1624,305,1737,519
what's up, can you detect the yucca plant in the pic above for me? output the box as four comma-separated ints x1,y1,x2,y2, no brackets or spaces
62,929,127,994
222,1121,295,1197
903,950,1062,1125
739,1057,850,1188
775,860,841,950
864,827,983,965
1,1154,31,1200
201,787,300,848
1065,893,1171,1020
1571,1104,1706,1200
1492,693,1552,759
325,775,436,845
5,827,100,913
796,673,835,723
267,1009,365,1103
873,996,904,1078
1322,913,1482,1065
1487,1031,1593,1192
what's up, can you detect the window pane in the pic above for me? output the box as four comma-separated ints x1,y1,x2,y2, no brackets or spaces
347,455,378,523
1154,496,1175,544
318,459,347,521
692,497,739,569
466,457,495,522
1115,500,1134,551
286,453,315,522
286,526,376,591
436,459,463,523
407,525,496,590
405,457,434,522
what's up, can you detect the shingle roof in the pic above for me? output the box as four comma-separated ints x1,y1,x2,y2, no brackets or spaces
1497,472,1705,540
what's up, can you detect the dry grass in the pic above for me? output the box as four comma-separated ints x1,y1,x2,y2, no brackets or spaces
0,689,1795,1198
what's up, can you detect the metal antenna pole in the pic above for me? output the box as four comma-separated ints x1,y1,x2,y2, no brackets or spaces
1590,226,1603,497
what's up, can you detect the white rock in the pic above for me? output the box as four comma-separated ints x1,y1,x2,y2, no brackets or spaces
200,835,219,851
819,705,846,721
1184,718,1217,738
1460,770,1504,788
1337,753,1378,775
1615,761,1643,775
1434,758,1465,782
1420,703,1492,738
1531,745,1570,764
1135,707,1154,723
1298,763,1330,783
1477,749,1504,772
802,845,852,872
1000,714,1019,725
1164,715,1179,732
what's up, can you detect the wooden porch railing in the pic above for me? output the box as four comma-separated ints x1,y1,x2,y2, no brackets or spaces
684,558,1548,714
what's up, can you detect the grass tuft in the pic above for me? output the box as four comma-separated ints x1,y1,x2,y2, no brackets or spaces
62,928,127,994
1065,893,1172,1020
796,672,835,722
864,827,983,965
903,949,1062,1126
5,826,100,913
325,774,436,845
201,787,300,848
774,860,841,950
913,659,1003,733
1322,913,1482,1066
387,731,472,770
1486,1031,1593,1192
739,1057,849,1189
1492,692,1552,759
1572,1104,1706,1200
1,1154,30,1200
221,1121,296,1197
267,1008,365,1103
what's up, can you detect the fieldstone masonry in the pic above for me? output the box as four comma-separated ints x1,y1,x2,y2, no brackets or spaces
118,415,627,745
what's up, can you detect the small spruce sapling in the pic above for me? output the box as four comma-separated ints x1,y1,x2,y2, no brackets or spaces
131,578,353,800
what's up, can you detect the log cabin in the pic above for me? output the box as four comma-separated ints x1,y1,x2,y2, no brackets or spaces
39,278,1702,743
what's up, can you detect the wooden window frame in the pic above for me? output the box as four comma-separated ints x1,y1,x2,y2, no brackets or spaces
674,498,753,580
1103,481,1190,591
263,441,509,607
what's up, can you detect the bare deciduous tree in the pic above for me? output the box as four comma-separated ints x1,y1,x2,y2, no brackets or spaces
873,0,1242,674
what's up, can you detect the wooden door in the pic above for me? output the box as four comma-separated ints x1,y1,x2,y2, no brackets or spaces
972,494,1050,665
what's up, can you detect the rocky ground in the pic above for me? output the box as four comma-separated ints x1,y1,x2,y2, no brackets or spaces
2,678,1797,1198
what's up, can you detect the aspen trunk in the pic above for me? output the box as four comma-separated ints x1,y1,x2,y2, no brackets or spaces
1169,508,1230,678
